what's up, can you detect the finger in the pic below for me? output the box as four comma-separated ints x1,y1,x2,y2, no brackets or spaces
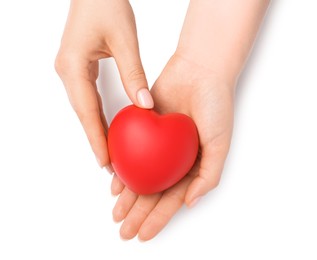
112,187,138,223
112,36,154,109
111,174,125,196
120,193,161,240
56,58,109,168
72,82,109,167
138,174,195,241
96,89,108,133
185,141,229,208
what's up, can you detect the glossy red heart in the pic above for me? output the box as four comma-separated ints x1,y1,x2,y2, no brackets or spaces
108,105,199,194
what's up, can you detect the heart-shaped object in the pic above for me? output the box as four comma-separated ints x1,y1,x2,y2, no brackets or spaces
108,105,199,194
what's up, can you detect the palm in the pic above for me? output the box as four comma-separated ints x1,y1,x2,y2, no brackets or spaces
111,54,234,241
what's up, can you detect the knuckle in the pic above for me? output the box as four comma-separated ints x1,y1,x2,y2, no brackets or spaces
134,204,150,218
74,106,92,124
126,65,146,83
151,207,171,223
164,189,185,206
213,178,221,189
54,51,77,78
54,52,66,76
199,168,221,191
209,175,221,190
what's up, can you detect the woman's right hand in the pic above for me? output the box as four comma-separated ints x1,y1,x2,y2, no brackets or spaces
55,0,153,168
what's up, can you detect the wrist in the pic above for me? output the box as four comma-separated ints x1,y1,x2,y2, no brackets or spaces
170,51,237,94
177,0,270,87
173,47,239,89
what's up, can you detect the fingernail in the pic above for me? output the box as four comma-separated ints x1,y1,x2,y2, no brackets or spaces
137,236,147,243
137,88,154,108
120,235,129,241
188,196,202,208
105,165,114,175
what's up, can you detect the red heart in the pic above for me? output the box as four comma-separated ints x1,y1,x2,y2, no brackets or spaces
108,105,199,194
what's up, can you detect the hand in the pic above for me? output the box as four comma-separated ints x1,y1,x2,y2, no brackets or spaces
110,0,269,240
111,54,235,241
55,0,153,168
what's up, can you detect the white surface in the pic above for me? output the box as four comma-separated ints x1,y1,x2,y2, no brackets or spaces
0,0,316,259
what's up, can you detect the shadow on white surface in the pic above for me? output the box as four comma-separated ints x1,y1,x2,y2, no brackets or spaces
97,58,132,124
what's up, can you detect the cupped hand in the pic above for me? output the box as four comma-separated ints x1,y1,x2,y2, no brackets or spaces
111,54,235,241
55,0,153,168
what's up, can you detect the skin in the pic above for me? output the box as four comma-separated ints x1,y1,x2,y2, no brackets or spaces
111,54,234,240
56,0,270,241
112,0,270,241
55,0,154,168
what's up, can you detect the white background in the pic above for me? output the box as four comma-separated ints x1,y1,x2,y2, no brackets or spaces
0,0,316,259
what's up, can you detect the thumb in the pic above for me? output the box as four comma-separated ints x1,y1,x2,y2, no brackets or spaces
114,48,154,109
185,142,229,208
